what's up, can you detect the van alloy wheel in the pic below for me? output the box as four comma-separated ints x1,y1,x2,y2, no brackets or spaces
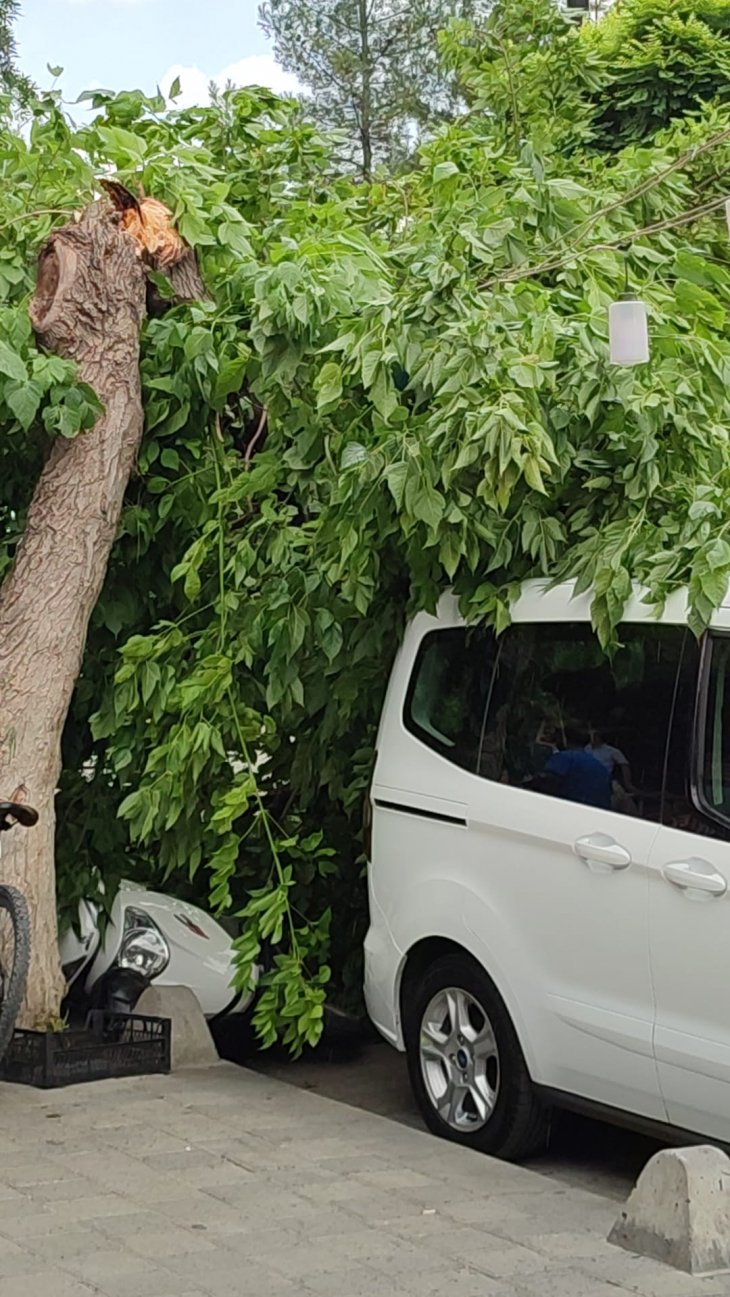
405,953,549,1158
419,986,500,1132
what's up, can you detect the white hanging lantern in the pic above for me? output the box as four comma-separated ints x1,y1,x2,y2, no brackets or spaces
609,294,649,366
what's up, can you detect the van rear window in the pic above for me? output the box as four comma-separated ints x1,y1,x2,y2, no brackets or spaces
404,628,498,773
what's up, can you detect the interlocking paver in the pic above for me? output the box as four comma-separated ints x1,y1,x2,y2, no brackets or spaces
451,1239,560,1279
302,1264,405,1296
516,1272,639,1297
87,1268,201,1297
26,1227,126,1262
149,1193,251,1233
0,1063,723,1297
0,1273,98,1297
58,1247,152,1285
393,1271,525,1297
101,1279,210,1297
580,1252,730,1296
180,1260,300,1296
0,1243,49,1279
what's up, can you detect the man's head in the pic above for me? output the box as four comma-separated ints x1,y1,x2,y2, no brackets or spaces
564,725,590,750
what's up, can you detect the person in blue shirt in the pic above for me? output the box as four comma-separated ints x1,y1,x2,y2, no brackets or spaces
534,725,612,810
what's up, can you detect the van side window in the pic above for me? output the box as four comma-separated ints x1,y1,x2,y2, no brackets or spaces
405,628,498,773
478,624,689,821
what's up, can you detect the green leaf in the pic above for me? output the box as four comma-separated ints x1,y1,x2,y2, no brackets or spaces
75,88,114,103
320,331,355,353
0,341,26,383
509,363,536,389
371,366,397,422
158,402,190,437
524,458,547,493
433,160,459,183
341,442,367,469
184,567,202,602
288,604,308,653
219,221,254,256
97,125,147,161
408,476,445,531
160,448,180,471
480,218,515,248
178,208,216,247
316,613,342,662
699,569,728,606
6,381,41,430
215,358,247,401
169,75,182,99
439,531,462,580
315,361,342,411
384,462,408,510
704,539,730,572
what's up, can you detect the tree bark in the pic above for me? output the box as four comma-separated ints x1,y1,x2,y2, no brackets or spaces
146,246,210,315
0,205,146,1025
358,0,373,182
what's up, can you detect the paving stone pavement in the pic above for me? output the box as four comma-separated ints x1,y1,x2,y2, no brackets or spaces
0,1062,726,1297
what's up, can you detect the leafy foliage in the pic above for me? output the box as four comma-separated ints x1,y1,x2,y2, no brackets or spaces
583,0,730,148
6,2,730,1051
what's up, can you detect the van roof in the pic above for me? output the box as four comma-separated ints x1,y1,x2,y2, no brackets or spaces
434,579,730,628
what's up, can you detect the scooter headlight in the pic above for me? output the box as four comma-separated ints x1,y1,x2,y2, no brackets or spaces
116,908,170,979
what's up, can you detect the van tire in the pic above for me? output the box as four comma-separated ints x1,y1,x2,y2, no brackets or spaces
404,952,549,1161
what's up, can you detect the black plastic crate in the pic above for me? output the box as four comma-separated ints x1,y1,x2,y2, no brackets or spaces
0,1011,171,1089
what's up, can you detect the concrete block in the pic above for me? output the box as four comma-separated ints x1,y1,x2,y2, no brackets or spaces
135,986,218,1070
608,1144,730,1275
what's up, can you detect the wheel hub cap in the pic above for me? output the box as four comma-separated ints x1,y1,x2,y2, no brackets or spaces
419,986,500,1133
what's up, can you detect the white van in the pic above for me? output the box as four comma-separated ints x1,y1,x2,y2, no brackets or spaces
364,581,730,1159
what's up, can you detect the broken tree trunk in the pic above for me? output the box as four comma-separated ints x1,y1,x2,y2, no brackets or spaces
0,205,147,1024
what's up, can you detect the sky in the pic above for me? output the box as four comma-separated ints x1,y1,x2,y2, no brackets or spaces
17,0,299,108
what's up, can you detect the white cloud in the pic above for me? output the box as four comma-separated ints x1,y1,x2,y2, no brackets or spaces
160,56,300,110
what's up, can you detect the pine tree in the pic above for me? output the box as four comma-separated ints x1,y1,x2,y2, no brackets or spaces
259,0,492,179
0,1,32,102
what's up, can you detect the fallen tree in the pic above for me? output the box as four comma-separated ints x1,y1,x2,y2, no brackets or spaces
0,205,146,1021
0,146,206,1021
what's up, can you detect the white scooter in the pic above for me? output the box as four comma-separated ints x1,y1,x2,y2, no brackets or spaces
60,879,258,1023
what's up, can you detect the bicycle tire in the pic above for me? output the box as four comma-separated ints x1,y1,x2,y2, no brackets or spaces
0,886,30,1061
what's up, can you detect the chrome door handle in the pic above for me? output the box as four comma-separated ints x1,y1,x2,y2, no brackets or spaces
574,833,631,872
662,859,727,898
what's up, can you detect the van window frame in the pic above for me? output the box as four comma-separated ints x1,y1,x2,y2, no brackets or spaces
690,631,730,832
404,618,700,821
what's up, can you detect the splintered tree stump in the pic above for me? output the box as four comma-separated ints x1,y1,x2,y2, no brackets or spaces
0,204,147,1024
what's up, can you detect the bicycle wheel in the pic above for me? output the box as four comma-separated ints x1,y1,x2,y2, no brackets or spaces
0,886,30,1060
